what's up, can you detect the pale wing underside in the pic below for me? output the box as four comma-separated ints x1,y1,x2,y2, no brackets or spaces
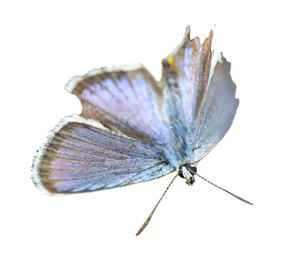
33,116,175,194
65,64,167,145
192,55,239,163
167,27,238,164
170,27,213,142
161,28,214,165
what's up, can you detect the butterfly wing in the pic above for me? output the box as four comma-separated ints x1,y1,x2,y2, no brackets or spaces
192,54,239,163
163,27,238,164
161,28,211,165
164,27,211,139
65,64,167,145
32,115,175,194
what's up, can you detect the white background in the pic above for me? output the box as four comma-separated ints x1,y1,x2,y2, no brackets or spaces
1,1,283,259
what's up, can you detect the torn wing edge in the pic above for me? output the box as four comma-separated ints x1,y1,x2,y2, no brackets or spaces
169,26,194,57
191,52,239,165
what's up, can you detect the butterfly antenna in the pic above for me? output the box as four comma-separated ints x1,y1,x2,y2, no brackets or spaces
195,173,253,205
136,172,179,236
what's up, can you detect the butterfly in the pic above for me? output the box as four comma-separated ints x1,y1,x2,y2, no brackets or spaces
32,26,252,235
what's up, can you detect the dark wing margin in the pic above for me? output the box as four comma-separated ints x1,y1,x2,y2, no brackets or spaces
32,115,175,195
65,64,167,145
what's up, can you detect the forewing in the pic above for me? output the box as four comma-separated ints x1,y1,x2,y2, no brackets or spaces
167,27,213,141
161,28,213,165
32,115,174,194
65,64,167,144
164,27,238,164
192,55,239,163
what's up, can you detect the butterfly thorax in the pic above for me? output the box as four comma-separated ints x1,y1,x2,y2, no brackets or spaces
162,58,195,167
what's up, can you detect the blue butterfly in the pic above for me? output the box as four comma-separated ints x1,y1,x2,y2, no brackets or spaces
32,26,252,235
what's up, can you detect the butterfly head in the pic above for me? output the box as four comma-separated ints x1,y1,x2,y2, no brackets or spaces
178,164,197,186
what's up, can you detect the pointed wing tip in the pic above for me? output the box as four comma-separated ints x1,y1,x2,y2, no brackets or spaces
205,28,214,46
199,27,214,51
218,53,227,63
184,25,214,40
184,25,191,37
182,26,214,53
215,53,235,76
183,26,201,44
